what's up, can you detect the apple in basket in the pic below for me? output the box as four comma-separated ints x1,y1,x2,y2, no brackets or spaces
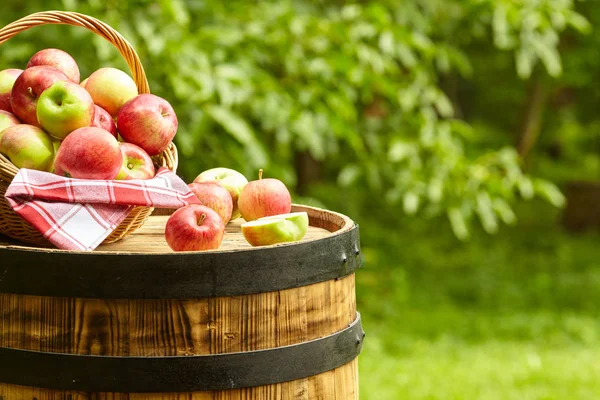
0,68,23,112
54,127,123,179
84,67,138,117
238,169,292,221
0,110,20,140
91,105,117,138
27,48,80,83
10,66,69,127
165,204,225,252
241,212,309,247
0,124,56,171
36,80,95,140
115,142,155,180
188,182,233,224
194,167,248,220
117,94,178,156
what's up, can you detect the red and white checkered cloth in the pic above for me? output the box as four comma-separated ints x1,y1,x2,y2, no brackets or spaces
4,167,200,251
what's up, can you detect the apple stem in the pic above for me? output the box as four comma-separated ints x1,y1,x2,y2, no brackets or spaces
27,87,34,98
197,213,206,226
258,169,263,180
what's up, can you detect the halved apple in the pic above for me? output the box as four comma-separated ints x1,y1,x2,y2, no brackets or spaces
241,212,309,247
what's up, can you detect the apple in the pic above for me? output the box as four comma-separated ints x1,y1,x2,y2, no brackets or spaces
0,124,56,171
193,167,248,220
84,67,138,117
188,182,233,224
0,110,20,141
117,94,178,156
91,105,117,138
36,80,95,140
0,68,23,112
238,169,292,221
164,204,225,251
115,142,155,180
80,77,88,88
10,66,69,127
27,48,80,83
53,127,123,179
241,212,309,246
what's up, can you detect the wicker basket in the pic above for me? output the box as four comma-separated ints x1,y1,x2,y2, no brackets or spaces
0,11,178,247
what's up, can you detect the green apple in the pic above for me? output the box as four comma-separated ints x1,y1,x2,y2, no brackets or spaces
36,80,95,140
0,124,56,171
241,212,309,247
194,167,248,220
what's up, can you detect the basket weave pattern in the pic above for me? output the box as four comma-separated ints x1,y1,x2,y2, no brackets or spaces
0,11,178,246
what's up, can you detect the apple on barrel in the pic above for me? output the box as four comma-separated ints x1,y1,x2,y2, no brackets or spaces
242,212,309,247
165,204,225,252
238,169,292,221
188,182,233,225
194,167,248,220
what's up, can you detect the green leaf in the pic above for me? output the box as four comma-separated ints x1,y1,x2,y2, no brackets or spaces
448,207,470,241
516,48,535,79
534,179,566,208
476,191,499,234
338,164,362,187
518,177,535,200
403,191,420,215
388,140,416,162
205,105,268,168
492,198,517,225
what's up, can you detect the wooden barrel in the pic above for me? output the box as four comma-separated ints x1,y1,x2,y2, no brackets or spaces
0,205,363,399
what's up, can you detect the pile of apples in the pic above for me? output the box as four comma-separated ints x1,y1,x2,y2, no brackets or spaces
0,48,177,181
166,167,309,252
0,48,306,252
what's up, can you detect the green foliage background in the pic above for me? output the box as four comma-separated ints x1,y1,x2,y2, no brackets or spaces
2,1,600,399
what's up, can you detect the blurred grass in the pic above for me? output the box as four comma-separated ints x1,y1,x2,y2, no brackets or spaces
352,198,600,399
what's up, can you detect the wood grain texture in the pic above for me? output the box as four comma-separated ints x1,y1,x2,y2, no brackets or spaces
0,206,359,399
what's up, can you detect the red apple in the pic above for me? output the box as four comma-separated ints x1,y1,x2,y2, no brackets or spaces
91,105,117,138
84,67,138,117
0,124,56,171
194,167,248,220
0,110,20,141
117,94,178,156
188,182,233,224
115,142,155,180
53,127,123,179
10,66,69,127
36,80,95,140
238,169,292,221
27,48,80,83
0,68,23,112
164,204,225,251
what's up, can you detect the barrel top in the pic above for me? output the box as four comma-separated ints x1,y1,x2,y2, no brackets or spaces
0,205,361,299
0,204,353,254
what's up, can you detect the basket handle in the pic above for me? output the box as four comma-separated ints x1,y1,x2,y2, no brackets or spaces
0,10,150,94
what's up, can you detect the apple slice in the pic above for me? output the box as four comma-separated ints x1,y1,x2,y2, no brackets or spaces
241,212,309,247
